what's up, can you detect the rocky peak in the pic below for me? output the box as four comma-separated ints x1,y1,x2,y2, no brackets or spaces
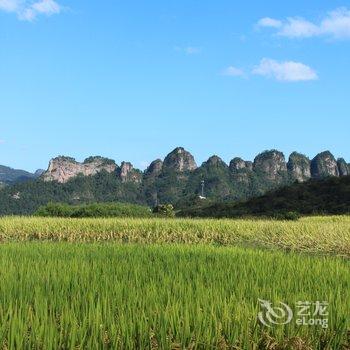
229,157,252,173
204,155,228,168
229,158,253,186
83,156,116,165
145,159,163,177
337,158,349,176
163,147,197,172
311,151,339,179
253,150,287,181
117,162,142,183
287,152,311,182
42,156,117,183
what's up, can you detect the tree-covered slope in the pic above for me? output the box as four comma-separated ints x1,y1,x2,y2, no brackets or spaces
0,171,144,215
179,176,350,218
0,165,40,184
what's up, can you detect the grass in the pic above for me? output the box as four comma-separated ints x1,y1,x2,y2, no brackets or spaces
0,243,349,349
0,216,349,257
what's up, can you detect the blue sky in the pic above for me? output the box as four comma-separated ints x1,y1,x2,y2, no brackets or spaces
1,0,349,172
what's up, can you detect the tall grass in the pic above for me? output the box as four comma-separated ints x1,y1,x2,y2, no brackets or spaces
0,216,349,256
0,243,348,348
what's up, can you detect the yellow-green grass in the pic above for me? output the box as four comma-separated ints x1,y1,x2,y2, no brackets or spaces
0,216,349,257
0,243,348,349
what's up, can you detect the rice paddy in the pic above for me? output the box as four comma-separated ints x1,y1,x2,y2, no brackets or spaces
0,216,349,256
0,216,349,348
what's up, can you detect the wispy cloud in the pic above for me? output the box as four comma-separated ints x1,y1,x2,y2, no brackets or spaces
252,58,318,82
0,0,19,12
257,7,350,39
0,140,5,144
222,66,244,77
174,46,202,55
0,0,62,21
257,17,282,29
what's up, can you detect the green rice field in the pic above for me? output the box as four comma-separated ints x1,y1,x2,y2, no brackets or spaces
0,216,349,348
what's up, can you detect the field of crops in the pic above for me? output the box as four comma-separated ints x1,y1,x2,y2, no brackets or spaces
0,216,349,348
0,215,349,256
0,243,349,349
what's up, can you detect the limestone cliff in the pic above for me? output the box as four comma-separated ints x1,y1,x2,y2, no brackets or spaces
337,158,349,176
287,152,311,182
117,162,142,183
145,159,163,177
253,150,287,182
42,156,117,183
311,151,339,178
163,147,197,172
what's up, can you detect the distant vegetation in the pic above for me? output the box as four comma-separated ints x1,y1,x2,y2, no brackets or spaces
0,172,145,216
179,175,350,218
0,165,39,184
35,202,152,218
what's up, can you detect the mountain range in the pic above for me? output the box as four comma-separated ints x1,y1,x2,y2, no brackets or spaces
0,165,43,186
0,147,349,215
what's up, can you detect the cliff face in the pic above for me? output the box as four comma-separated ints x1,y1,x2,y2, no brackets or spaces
229,157,252,172
205,155,228,169
117,162,142,183
163,147,197,172
253,150,287,182
287,152,311,182
311,151,339,179
42,156,117,183
337,158,349,176
145,159,163,177
228,158,253,187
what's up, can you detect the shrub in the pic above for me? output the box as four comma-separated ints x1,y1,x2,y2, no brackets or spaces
35,202,152,218
152,204,175,217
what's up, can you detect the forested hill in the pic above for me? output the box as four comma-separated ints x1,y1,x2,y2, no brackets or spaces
0,147,349,215
179,176,350,218
0,165,43,185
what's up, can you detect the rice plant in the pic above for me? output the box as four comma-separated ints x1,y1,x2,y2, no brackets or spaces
0,243,348,348
0,216,349,256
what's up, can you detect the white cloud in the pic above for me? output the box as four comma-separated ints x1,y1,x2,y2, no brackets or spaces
322,7,350,39
0,0,62,21
257,17,282,28
222,66,244,77
32,0,60,15
257,7,350,39
0,0,20,12
278,18,320,38
252,58,318,82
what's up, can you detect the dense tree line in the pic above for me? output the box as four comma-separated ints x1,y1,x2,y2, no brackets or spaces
178,176,350,218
